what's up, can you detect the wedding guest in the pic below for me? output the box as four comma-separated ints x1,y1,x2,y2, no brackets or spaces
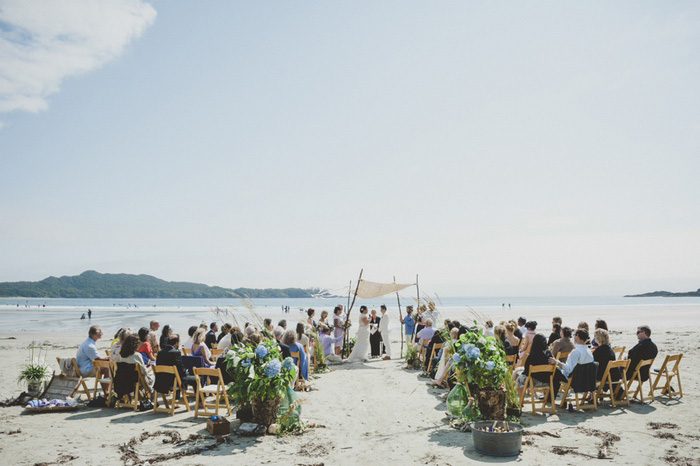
249,332,263,345
549,329,594,378
296,322,310,352
333,305,345,355
484,320,494,337
183,326,197,350
591,319,608,348
217,323,232,343
154,334,196,392
137,327,156,362
76,325,109,377
118,334,154,393
306,308,317,328
578,321,589,332
517,317,527,338
552,316,562,327
414,305,427,342
401,306,416,347
278,319,287,330
552,326,575,357
191,328,215,367
518,321,537,359
514,334,566,398
369,309,382,358
626,325,658,382
110,328,131,363
319,325,343,364
424,323,445,369
416,318,436,347
494,325,517,356
205,322,218,348
505,322,520,348
148,320,160,354
432,327,460,387
159,325,173,350
592,329,616,382
274,326,291,358
283,329,309,382
548,323,561,346
262,319,274,339
319,310,329,326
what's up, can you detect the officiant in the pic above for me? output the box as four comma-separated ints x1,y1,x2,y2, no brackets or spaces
369,308,383,358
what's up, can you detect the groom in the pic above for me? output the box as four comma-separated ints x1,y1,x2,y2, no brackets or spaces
379,304,391,360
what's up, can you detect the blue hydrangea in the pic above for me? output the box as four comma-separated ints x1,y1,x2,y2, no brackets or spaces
282,357,295,371
241,359,252,367
485,361,495,370
467,347,481,360
255,344,269,358
264,359,282,378
462,344,471,353
452,353,461,363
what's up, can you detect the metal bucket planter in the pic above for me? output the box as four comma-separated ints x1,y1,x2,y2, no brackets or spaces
471,420,523,457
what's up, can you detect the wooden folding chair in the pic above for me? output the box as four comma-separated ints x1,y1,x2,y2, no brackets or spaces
152,365,190,416
210,349,224,359
193,367,231,418
627,358,655,403
504,355,517,374
519,364,556,415
105,349,110,357
556,351,570,363
596,359,630,407
211,343,218,349
91,359,114,398
558,363,597,411
650,354,683,399
418,339,430,363
56,357,93,400
427,343,443,374
612,346,625,360
182,347,192,356
290,351,303,390
114,364,141,411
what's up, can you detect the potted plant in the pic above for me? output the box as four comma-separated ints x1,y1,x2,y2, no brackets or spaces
450,327,509,420
17,343,50,396
226,339,297,426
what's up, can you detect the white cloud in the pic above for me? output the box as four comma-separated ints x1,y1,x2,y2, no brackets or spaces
0,0,156,113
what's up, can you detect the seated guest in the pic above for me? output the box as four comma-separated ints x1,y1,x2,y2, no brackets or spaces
218,326,243,354
154,334,196,392
549,329,594,378
110,328,131,363
76,325,110,377
319,325,343,364
249,332,263,345
262,319,274,339
424,322,445,370
552,326,575,357
137,327,156,362
626,325,658,382
552,316,562,327
494,325,517,356
505,322,520,349
148,320,160,354
296,323,310,351
484,320,494,337
514,334,566,397
592,329,617,383
548,323,561,346
205,322,218,348
183,326,197,350
591,319,608,348
517,317,527,338
274,326,291,358
159,325,172,350
191,328,215,367
283,329,309,382
278,319,287,330
118,334,154,392
416,318,436,347
432,328,460,387
518,321,537,359
217,323,232,343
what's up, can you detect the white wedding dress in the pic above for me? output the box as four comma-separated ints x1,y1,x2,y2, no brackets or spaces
346,315,370,362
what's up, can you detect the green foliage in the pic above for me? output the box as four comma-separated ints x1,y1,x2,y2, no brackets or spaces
450,326,509,390
342,337,356,359
312,333,327,373
225,339,297,405
0,270,317,298
17,343,50,384
405,343,420,368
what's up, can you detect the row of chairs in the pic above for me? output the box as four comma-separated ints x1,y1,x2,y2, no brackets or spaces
519,353,683,414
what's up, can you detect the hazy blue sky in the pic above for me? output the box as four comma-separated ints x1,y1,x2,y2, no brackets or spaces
1,1,699,296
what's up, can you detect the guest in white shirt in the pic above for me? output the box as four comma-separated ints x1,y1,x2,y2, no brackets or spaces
549,329,594,377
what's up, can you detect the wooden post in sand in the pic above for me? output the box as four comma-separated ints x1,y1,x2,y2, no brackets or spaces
411,274,420,343
394,276,404,358
342,269,363,358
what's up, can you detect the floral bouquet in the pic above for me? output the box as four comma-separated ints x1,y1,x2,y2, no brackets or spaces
226,339,297,405
449,327,508,390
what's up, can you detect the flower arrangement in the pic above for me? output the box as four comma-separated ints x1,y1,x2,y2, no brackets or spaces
225,339,297,404
449,327,508,390
17,343,51,394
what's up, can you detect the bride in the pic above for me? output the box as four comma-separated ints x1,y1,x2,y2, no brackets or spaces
346,306,371,362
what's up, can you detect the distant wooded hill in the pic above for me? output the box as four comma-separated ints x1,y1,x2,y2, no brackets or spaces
0,271,316,299
625,288,700,298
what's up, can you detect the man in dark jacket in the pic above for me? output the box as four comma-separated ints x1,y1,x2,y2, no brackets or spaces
154,335,196,392
205,322,218,348
273,326,291,358
626,325,658,381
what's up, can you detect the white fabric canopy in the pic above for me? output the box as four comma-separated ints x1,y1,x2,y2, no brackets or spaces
354,280,415,299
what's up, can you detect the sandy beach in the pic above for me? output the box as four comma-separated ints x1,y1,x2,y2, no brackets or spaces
1,304,698,465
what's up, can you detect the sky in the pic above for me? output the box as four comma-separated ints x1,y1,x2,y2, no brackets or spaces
1,1,699,296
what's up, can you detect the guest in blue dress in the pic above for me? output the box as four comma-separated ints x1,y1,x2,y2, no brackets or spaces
283,329,308,381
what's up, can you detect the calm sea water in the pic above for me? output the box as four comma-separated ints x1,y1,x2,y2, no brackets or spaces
2,296,699,335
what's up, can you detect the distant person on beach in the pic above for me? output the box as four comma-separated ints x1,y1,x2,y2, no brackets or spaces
625,325,658,382
76,325,109,378
87,309,92,319
80,313,86,320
